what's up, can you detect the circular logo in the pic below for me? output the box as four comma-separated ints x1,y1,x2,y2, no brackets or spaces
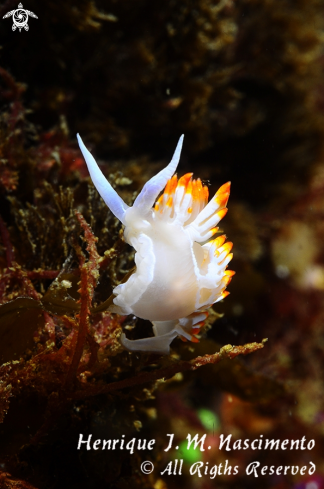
13,9,28,30
140,461,154,474
3,3,38,33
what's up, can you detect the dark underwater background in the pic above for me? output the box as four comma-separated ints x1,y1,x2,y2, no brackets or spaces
0,1,324,488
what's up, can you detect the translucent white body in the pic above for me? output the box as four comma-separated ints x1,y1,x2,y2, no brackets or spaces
77,134,234,354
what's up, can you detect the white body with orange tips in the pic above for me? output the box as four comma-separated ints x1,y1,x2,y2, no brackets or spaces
77,134,234,354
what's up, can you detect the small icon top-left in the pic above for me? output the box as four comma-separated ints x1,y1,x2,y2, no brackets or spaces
3,3,38,32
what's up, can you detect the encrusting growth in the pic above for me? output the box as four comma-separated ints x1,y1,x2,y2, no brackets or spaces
77,134,234,354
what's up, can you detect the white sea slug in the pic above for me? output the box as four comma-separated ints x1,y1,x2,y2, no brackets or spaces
77,134,234,354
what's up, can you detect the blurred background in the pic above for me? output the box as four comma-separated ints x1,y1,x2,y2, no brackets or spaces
1,0,324,488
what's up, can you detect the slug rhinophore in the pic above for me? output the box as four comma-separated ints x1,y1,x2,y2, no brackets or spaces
77,134,234,354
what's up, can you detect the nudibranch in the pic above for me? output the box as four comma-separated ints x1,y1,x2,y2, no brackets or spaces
77,134,234,354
